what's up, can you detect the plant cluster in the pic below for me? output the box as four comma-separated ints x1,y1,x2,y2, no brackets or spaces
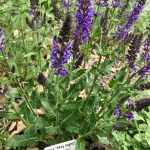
0,0,150,149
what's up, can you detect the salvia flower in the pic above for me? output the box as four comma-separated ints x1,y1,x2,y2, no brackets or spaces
26,0,41,29
139,63,150,78
61,0,75,8
52,1,62,21
127,99,135,111
143,42,150,60
116,0,146,41
74,0,94,45
118,0,129,17
135,98,150,112
30,0,36,9
72,36,84,69
0,28,5,51
58,13,72,44
114,124,126,131
123,33,135,45
126,111,134,121
100,7,109,36
50,39,72,76
126,34,143,71
74,53,84,69
135,82,150,91
114,108,121,117
37,72,47,85
94,0,108,7
111,0,122,8
142,28,150,60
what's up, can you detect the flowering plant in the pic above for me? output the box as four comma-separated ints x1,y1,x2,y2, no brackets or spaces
0,0,150,149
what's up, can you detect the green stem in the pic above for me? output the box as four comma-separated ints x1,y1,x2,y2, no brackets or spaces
37,32,41,70
13,105,29,126
88,56,102,97
21,13,28,80
67,0,70,13
86,28,103,99
55,76,60,126
1,50,9,66
16,79,37,116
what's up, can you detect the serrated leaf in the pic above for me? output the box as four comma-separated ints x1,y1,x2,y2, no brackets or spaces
0,110,17,120
41,100,56,117
5,135,37,147
44,126,59,136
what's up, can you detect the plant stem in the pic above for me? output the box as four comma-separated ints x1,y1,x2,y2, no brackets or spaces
88,56,102,97
67,0,70,13
37,31,41,70
21,13,28,79
16,79,37,116
86,28,103,99
55,76,60,126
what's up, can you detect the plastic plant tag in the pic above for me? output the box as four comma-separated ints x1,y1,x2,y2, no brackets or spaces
44,139,77,150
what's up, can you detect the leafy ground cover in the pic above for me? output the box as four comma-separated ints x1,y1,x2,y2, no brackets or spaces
0,0,150,149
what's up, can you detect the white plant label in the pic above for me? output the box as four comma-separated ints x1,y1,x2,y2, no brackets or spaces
44,139,77,150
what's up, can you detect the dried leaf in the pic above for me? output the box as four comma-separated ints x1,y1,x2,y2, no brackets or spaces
78,89,87,99
0,95,5,103
48,39,53,46
36,107,46,116
13,29,19,38
36,85,44,93
8,121,26,140
8,121,17,132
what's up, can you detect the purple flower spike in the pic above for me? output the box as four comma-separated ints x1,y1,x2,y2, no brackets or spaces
126,111,134,121
50,39,72,76
0,28,5,51
111,0,122,8
95,0,108,7
139,63,150,78
74,0,94,45
114,108,121,117
26,0,41,29
116,0,146,41
126,34,143,71
142,28,150,60
61,0,75,8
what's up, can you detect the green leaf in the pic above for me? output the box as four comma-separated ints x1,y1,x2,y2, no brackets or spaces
139,124,147,131
145,128,150,146
0,110,17,120
5,135,37,147
44,126,59,136
41,100,56,117
109,67,126,88
71,69,86,80
97,136,110,145
23,52,36,58
99,60,113,75
134,112,145,121
134,133,144,142
75,139,86,150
